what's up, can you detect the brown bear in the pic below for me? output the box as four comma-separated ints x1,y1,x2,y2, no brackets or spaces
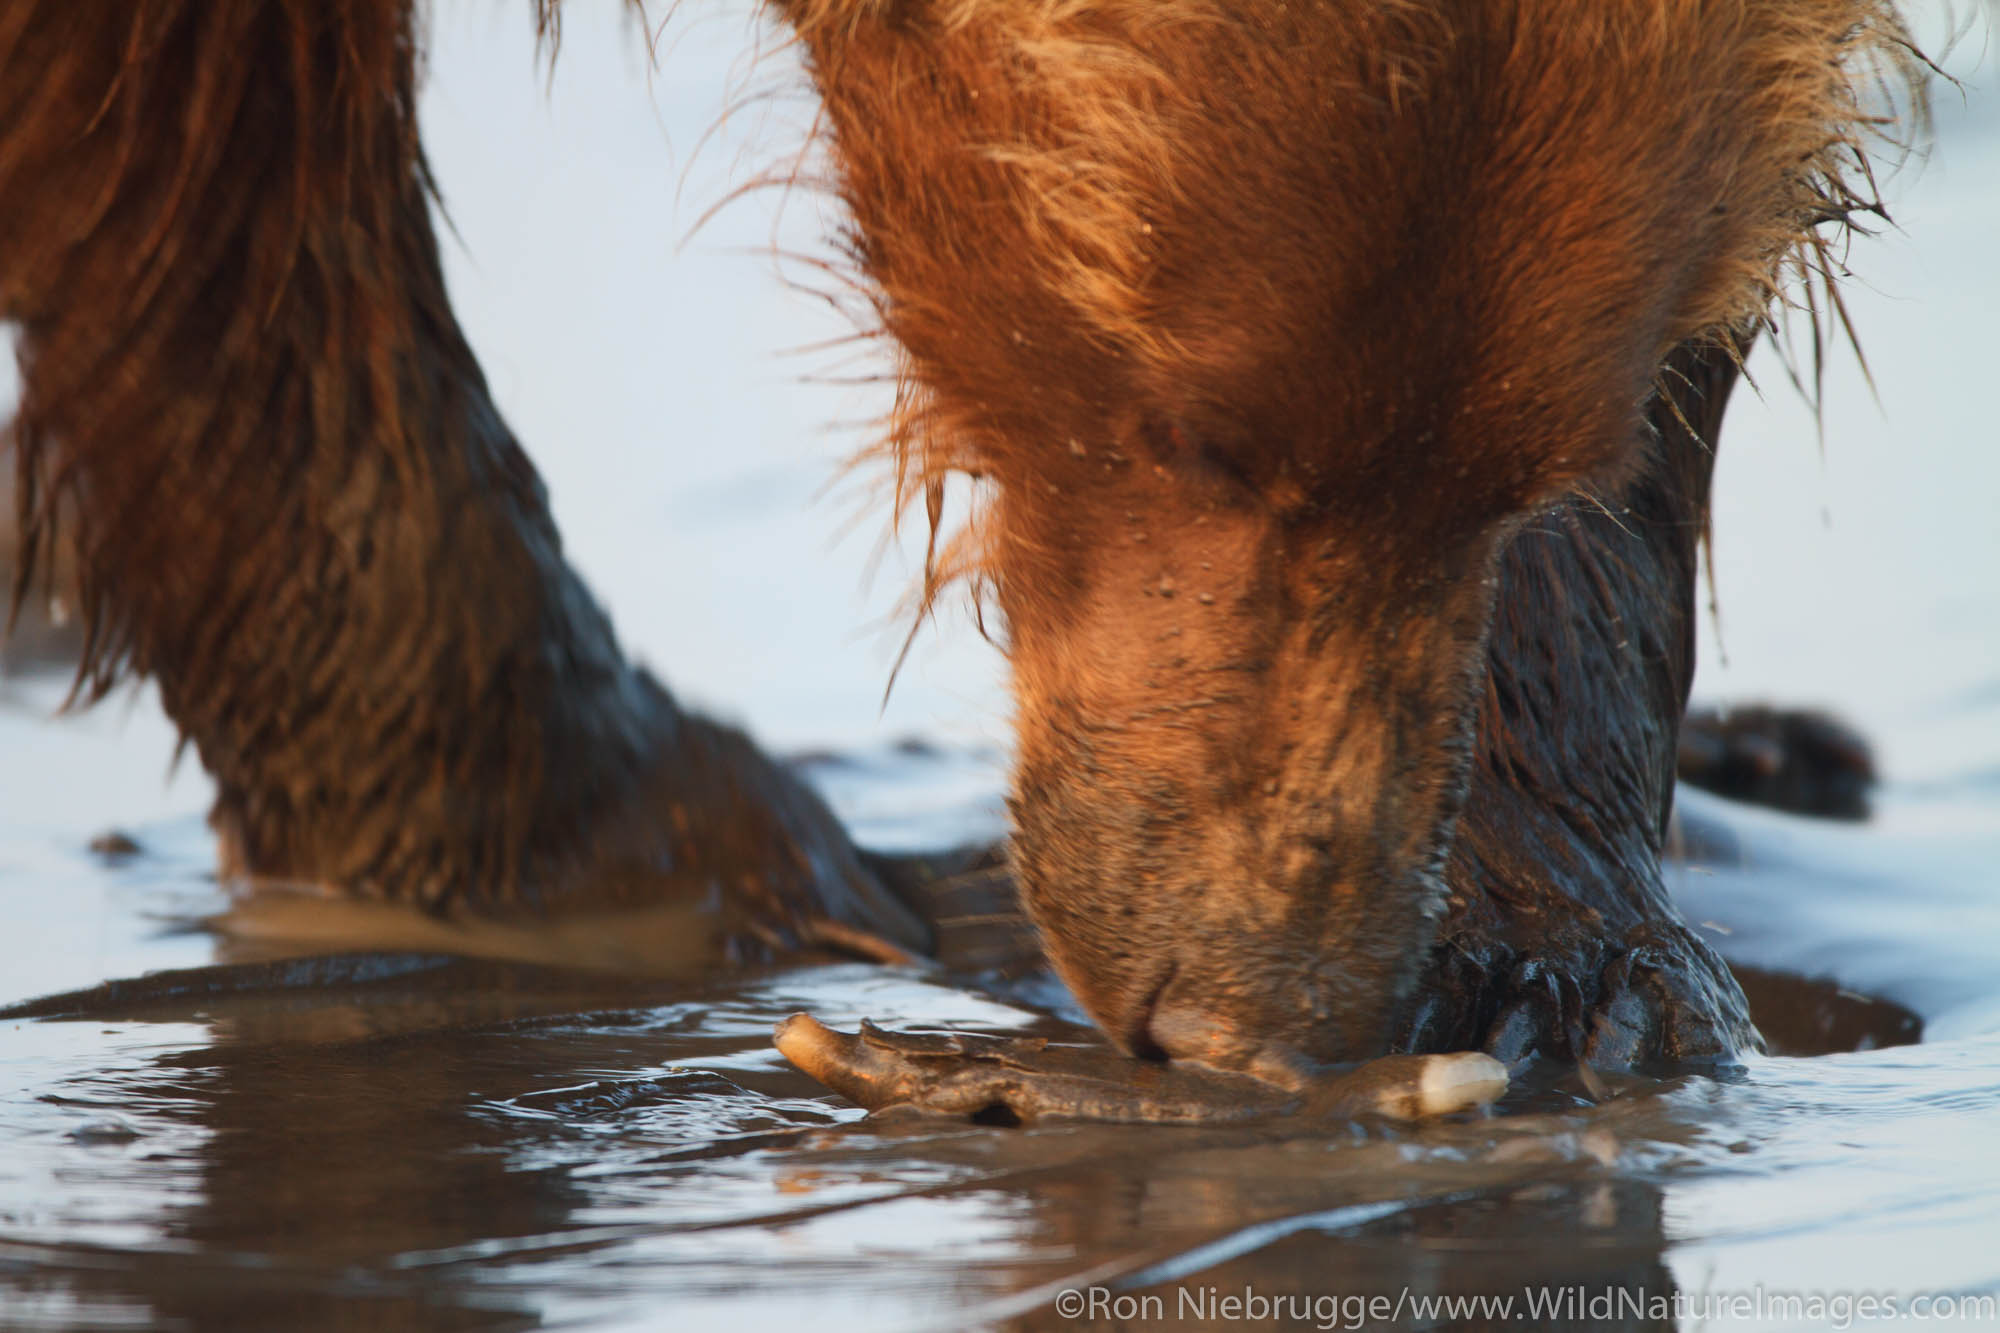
0,2,1922,1094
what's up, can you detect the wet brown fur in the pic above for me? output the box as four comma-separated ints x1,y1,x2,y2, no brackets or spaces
778,1,1913,544
774,0,1921,1064
1,1,1924,1069
0,0,927,956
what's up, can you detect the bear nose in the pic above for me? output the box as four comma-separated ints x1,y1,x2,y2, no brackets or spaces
1150,1000,1328,1091
1136,978,1320,1090
1091,961,1216,1063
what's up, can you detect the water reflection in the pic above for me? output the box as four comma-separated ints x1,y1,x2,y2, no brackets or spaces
7,909,1994,1333
3,977,1685,1331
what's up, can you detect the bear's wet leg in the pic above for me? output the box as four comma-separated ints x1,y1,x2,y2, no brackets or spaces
0,0,925,958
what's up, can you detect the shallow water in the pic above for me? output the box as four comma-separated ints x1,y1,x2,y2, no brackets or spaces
3,4,1999,1331
2,784,1998,1332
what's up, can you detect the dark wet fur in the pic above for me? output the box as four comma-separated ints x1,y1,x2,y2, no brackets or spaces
1,1,630,904
1409,342,1756,1066
0,1,925,955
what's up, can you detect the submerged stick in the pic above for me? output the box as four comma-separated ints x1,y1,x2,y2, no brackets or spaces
775,1014,1508,1126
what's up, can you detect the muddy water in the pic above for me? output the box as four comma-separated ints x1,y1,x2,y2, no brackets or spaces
3,4,1998,1331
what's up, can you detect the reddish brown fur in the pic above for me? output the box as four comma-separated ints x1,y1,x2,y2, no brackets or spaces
777,0,1920,1065
780,1,1911,533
